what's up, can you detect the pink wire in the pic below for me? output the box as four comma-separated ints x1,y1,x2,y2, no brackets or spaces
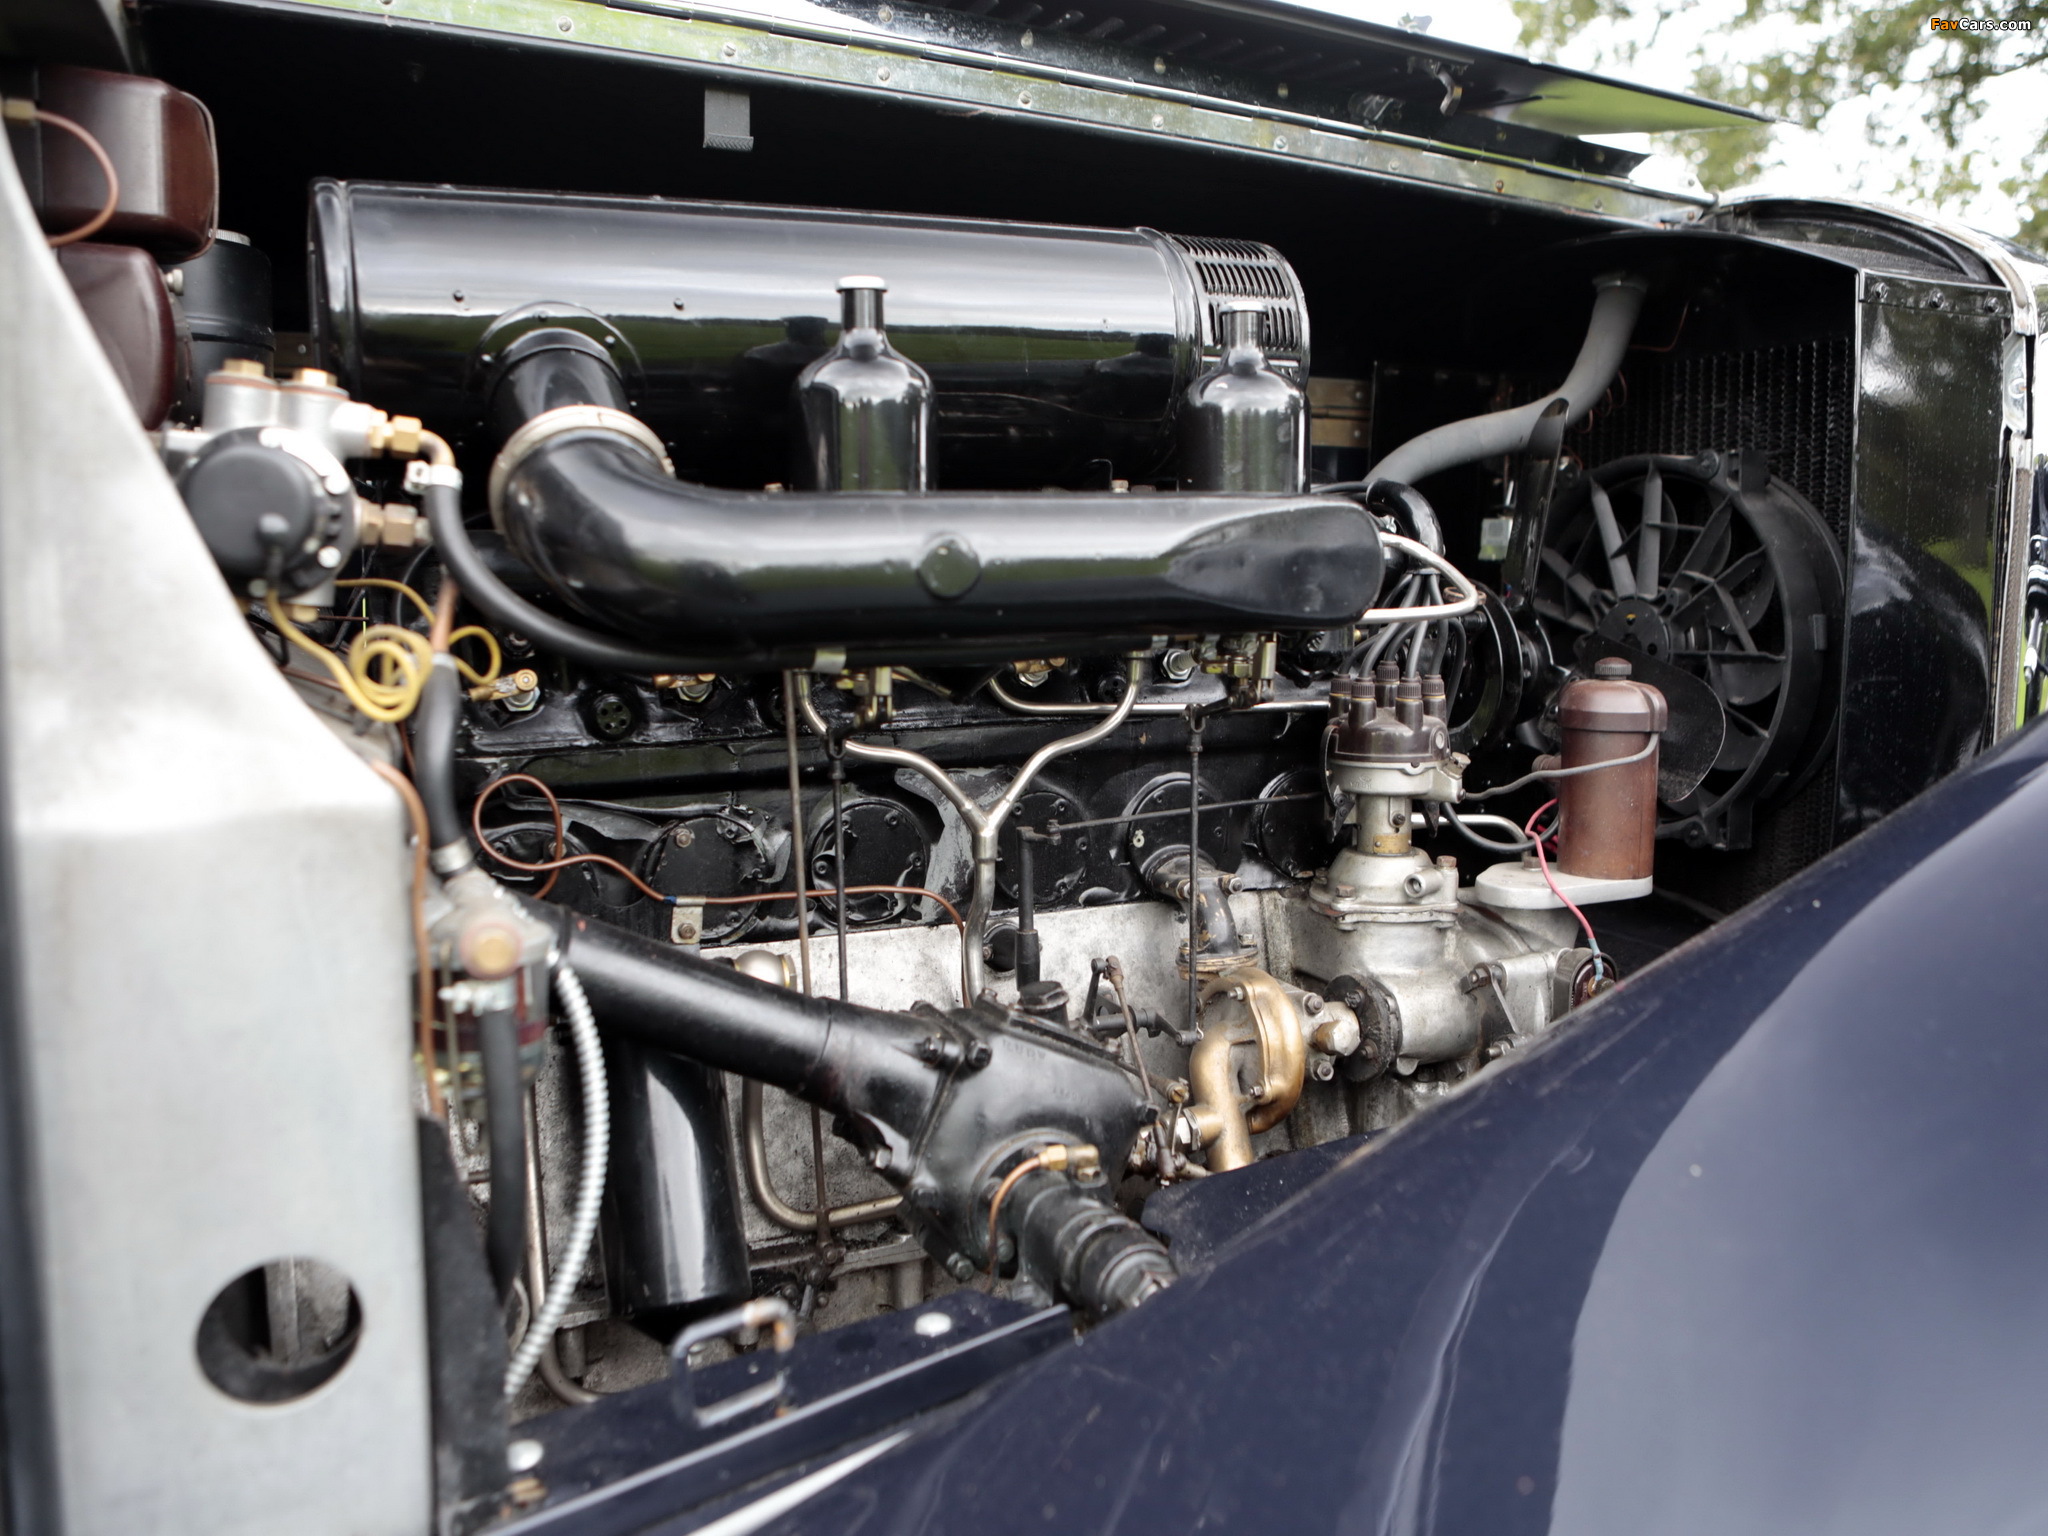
1524,798,1605,964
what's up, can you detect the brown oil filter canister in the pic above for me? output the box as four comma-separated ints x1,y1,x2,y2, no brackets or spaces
1557,658,1668,881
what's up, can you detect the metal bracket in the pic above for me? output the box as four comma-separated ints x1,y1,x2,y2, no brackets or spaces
669,1296,797,1428
670,900,706,947
402,458,463,494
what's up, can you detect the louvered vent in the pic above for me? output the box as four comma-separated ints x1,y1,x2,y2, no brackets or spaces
1167,233,1310,371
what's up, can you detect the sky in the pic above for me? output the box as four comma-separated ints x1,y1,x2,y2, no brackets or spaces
1284,0,2041,243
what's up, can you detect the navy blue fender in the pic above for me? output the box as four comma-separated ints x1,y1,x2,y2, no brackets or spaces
735,717,2048,1535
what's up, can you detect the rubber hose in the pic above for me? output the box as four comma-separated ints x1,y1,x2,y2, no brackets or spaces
412,654,470,856
479,1008,526,1303
1370,275,1647,488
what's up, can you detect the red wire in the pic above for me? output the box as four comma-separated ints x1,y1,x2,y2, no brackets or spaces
1524,798,1603,959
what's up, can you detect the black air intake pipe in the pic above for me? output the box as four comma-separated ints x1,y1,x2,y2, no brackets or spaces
483,343,1382,652
534,905,1173,1318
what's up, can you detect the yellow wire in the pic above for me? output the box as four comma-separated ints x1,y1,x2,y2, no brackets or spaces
448,625,502,688
333,576,433,624
266,593,434,729
332,578,500,686
264,432,475,722
349,628,434,712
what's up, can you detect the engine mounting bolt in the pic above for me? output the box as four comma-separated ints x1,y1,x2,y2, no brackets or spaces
945,1253,976,1282
674,826,695,848
1303,994,1324,1015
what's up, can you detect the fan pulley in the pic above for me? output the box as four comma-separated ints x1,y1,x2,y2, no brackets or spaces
1532,450,1843,849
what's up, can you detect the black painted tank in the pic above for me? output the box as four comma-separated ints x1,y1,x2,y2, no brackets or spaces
308,181,1309,490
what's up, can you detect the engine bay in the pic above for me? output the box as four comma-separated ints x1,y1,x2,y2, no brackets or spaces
8,4,2024,1526
209,177,1841,1373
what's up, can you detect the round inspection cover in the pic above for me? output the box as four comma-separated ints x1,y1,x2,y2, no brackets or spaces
644,810,778,941
995,788,1091,905
806,797,936,926
484,821,642,916
1122,774,1235,873
1252,768,1336,880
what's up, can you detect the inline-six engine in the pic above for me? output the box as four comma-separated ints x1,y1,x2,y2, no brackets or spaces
156,177,1841,1413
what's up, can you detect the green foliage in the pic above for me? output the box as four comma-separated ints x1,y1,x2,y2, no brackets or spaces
1510,0,2048,246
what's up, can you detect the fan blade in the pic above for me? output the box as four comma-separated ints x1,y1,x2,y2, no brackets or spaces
1531,598,1596,634
1541,546,1608,615
1572,635,1724,802
1679,495,1733,581
1589,480,1640,598
1637,466,1663,599
1737,559,1778,627
1709,655,1785,708
1713,710,1768,771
